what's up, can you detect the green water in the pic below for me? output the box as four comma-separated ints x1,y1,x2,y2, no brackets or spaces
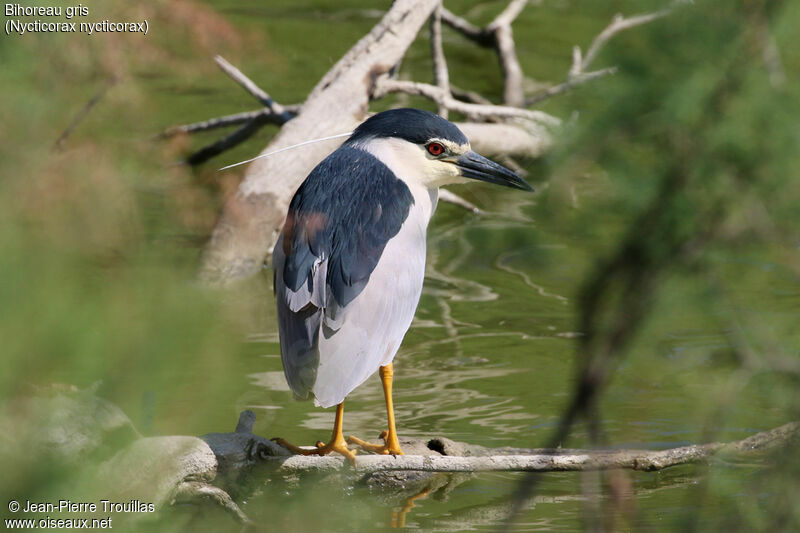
2,0,798,531
227,189,791,531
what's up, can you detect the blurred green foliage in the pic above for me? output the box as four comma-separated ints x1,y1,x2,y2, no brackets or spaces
537,0,800,530
0,0,258,520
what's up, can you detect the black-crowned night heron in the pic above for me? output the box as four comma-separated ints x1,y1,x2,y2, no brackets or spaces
272,108,533,462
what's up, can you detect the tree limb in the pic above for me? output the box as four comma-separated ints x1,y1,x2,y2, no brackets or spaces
455,121,551,158
429,5,451,118
450,85,494,106
214,55,293,122
525,67,617,106
439,7,488,44
160,107,300,138
439,1,530,106
581,11,670,73
489,0,528,106
184,117,269,167
439,189,481,214
374,78,559,126
269,422,799,474
527,8,671,106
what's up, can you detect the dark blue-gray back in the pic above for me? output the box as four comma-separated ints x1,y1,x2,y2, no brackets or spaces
274,145,415,399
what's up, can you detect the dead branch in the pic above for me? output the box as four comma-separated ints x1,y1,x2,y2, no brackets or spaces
270,422,799,474
374,78,559,126
525,9,671,106
162,55,300,164
451,85,494,106
455,122,550,158
488,0,528,107
526,67,617,106
160,107,301,138
184,117,270,167
579,11,670,74
439,7,487,44
214,55,293,121
429,5,451,118
439,189,481,214
440,1,529,106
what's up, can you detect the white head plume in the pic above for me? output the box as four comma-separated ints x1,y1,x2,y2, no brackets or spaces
217,132,354,171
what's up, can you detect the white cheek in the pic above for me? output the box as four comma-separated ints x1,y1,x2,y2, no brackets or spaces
354,137,467,188
425,159,466,187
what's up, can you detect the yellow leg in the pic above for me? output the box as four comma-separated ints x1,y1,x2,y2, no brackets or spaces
348,363,404,455
272,402,357,465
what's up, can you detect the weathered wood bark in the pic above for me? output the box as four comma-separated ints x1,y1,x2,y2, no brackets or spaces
265,422,800,474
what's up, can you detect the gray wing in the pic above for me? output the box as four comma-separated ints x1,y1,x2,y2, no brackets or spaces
273,146,415,404
272,237,323,400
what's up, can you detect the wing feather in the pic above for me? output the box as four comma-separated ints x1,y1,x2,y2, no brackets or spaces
273,146,416,403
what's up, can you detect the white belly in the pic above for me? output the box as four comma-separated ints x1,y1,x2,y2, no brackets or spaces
311,185,436,407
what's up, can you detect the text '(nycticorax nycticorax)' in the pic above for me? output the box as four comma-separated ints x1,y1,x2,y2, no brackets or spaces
272,108,533,462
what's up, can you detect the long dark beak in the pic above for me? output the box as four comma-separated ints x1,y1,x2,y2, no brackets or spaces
454,150,534,191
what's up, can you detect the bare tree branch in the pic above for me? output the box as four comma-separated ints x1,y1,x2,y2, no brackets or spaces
451,85,494,106
439,1,530,106
488,0,528,106
161,56,300,165
214,55,293,122
529,8,671,106
269,422,799,474
160,107,299,138
581,11,670,72
439,6,487,44
488,0,530,30
455,122,551,158
494,23,525,106
173,2,661,281
185,117,270,166
526,67,617,106
439,189,481,214
157,2,682,280
374,78,560,126
429,5,451,118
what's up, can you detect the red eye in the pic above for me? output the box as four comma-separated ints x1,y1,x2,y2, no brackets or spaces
427,142,445,156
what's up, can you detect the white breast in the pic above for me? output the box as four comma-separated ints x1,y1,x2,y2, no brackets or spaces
310,149,439,408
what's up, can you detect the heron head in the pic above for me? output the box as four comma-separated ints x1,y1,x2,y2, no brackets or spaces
346,108,534,191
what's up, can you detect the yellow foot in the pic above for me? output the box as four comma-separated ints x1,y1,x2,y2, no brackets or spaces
272,437,358,466
347,430,404,455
